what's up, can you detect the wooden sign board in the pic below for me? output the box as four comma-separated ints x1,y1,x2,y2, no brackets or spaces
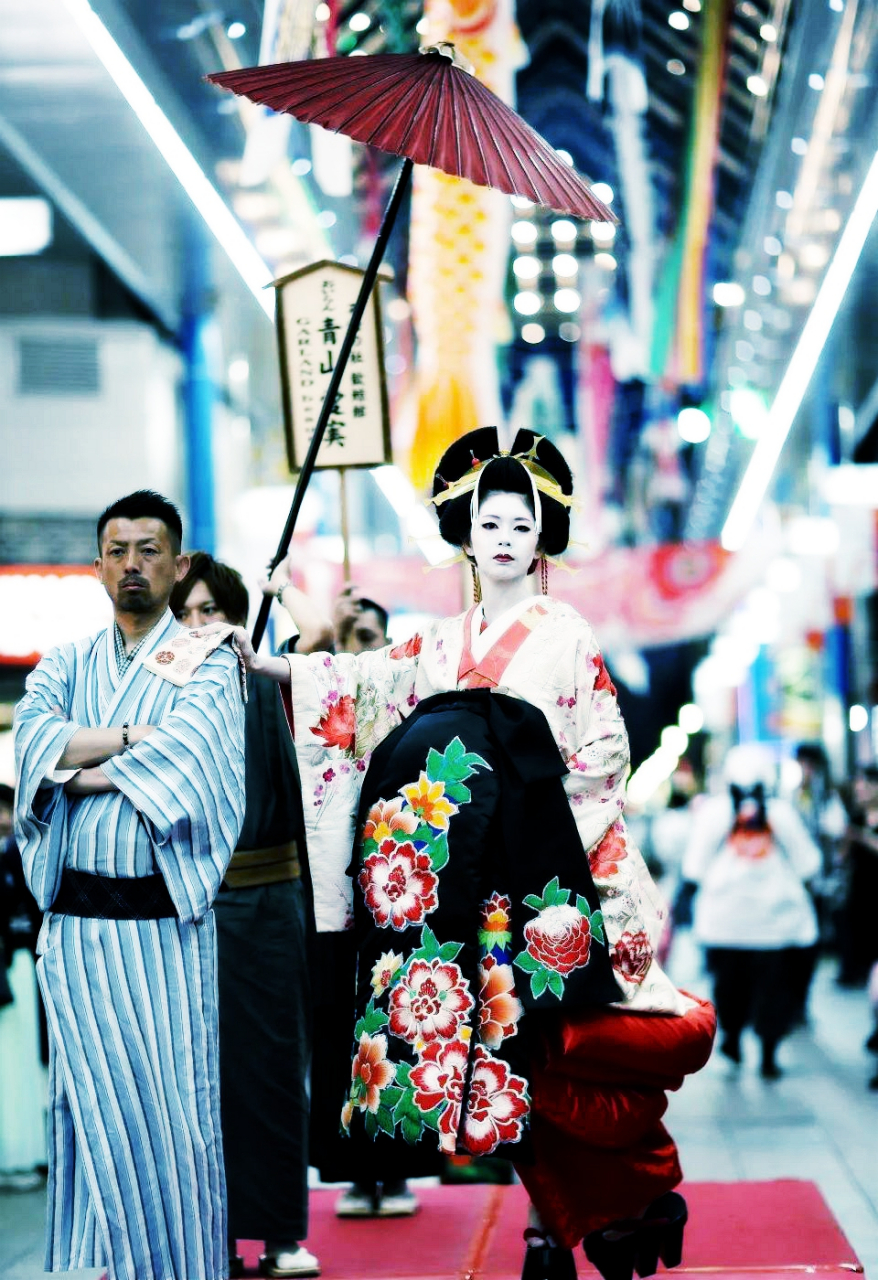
274,259,392,471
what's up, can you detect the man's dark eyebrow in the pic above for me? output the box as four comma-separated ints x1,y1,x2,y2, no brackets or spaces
106,537,163,547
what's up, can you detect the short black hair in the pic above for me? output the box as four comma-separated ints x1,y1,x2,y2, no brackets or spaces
433,427,573,556
358,597,389,636
169,551,250,627
97,490,183,553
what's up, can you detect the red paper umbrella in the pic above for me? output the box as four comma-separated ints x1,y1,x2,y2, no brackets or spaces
208,46,614,222
209,46,616,648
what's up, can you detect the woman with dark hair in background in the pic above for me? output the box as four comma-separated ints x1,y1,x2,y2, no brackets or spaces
219,428,715,1280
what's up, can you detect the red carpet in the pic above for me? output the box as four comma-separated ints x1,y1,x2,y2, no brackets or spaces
238,1180,863,1279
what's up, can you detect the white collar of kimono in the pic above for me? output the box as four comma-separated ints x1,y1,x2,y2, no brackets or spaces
471,594,538,663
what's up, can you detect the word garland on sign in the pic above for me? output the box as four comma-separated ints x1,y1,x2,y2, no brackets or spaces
275,259,392,471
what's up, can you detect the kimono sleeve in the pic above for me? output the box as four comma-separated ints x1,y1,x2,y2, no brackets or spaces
283,641,421,932
563,624,689,1013
13,644,84,908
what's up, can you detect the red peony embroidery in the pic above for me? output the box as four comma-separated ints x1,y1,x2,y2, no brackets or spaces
311,694,356,752
390,633,423,660
613,929,653,985
409,1038,469,1152
477,958,523,1049
589,823,629,879
592,653,617,696
358,841,439,931
388,958,474,1044
524,904,592,976
462,1045,529,1156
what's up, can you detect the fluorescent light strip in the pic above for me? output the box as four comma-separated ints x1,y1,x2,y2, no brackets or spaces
62,0,275,318
722,144,878,551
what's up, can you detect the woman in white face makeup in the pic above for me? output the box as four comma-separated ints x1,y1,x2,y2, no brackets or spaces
227,427,715,1280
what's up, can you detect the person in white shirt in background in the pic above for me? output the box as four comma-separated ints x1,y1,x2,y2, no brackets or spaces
683,743,822,1079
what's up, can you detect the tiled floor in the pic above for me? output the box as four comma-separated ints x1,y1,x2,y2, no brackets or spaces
2,951,876,1280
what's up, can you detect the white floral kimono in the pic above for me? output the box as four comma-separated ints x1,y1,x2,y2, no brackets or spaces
287,594,687,1018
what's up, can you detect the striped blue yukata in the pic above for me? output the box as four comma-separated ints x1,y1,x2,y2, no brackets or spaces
13,609,246,1280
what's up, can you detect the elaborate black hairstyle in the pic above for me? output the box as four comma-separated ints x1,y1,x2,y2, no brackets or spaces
431,427,573,556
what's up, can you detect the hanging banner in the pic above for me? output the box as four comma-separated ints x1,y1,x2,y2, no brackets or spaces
275,260,392,471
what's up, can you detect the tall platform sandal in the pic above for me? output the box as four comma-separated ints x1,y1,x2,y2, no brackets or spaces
583,1192,688,1280
521,1229,579,1280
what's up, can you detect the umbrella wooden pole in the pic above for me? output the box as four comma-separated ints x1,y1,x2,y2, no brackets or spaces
251,156,414,650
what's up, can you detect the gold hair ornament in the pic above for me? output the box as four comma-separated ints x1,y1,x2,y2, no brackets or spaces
428,438,576,514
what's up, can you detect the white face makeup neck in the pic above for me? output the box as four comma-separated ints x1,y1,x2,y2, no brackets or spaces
463,489,541,626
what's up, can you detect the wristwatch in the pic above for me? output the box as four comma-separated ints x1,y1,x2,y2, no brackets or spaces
121,722,131,752
274,580,291,603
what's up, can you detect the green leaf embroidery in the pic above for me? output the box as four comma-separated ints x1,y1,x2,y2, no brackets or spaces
513,950,540,974
523,893,546,911
381,1084,403,1110
362,1001,389,1035
400,1114,423,1145
590,909,605,945
418,925,441,961
420,1105,442,1132
376,1105,396,1137
438,941,464,962
395,1060,411,1088
547,971,565,1000
429,839,449,874
576,894,591,916
530,968,550,999
364,1111,378,1140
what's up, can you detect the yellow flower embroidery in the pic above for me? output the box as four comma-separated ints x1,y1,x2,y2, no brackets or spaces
370,950,404,999
400,773,458,832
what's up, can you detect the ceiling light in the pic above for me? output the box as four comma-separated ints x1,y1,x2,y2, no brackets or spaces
510,194,534,209
752,275,771,295
0,197,53,255
678,703,704,734
551,219,577,242
552,253,578,277
349,12,371,30
764,236,782,255
791,137,808,155
226,20,246,38
291,157,312,176
590,220,616,242
512,220,538,246
668,11,690,29
682,0,701,9
661,725,689,757
386,297,411,322
513,255,541,280
415,16,429,33
809,73,825,90
776,190,793,209
850,705,868,732
777,252,795,279
559,322,581,342
556,149,575,166
736,340,755,362
722,139,878,553
747,75,768,96
760,22,778,40
594,252,617,270
514,291,541,316
591,182,614,204
713,281,745,306
316,3,331,19
743,309,763,331
729,387,769,439
554,287,581,312
677,407,711,443
521,323,545,344
800,242,830,269
667,59,686,75
316,210,337,228
60,0,274,316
